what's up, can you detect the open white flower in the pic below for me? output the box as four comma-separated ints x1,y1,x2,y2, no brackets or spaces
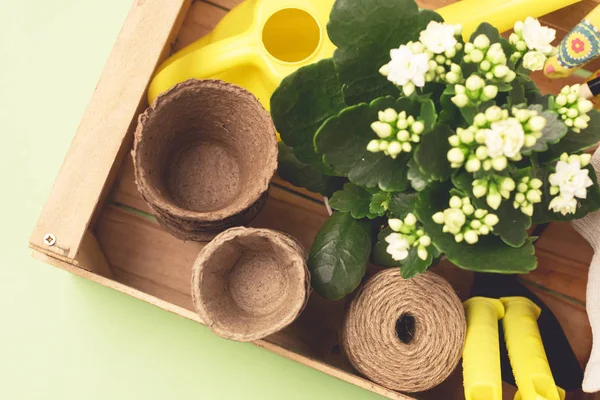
385,233,411,261
419,21,459,54
484,118,525,159
522,50,546,71
549,160,593,199
381,45,430,89
549,195,578,216
521,17,556,55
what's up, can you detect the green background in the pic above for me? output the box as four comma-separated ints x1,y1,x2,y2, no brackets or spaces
0,0,382,398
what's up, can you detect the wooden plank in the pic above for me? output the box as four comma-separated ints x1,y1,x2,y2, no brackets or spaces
175,1,227,51
75,232,114,278
30,0,191,260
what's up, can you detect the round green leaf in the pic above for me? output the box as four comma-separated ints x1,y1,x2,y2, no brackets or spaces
413,124,454,181
540,109,600,162
329,183,375,219
327,0,443,104
522,104,567,154
308,212,374,300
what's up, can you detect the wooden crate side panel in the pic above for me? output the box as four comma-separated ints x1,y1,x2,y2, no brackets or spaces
30,0,190,260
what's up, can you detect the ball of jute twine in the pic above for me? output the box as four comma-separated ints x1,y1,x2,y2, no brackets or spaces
342,269,466,393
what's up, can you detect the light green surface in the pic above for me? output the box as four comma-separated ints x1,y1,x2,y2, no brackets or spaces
0,1,383,399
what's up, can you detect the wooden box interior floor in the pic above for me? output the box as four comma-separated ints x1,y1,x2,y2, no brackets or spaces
37,0,600,399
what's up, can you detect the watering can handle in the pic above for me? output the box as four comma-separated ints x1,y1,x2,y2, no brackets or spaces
147,34,256,105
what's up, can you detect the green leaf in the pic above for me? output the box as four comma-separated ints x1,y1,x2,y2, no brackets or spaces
522,105,567,154
507,83,526,107
372,227,440,278
328,0,443,104
315,97,411,191
388,192,419,218
408,157,431,191
277,143,346,197
415,182,537,273
414,124,454,181
453,172,532,247
270,59,346,172
370,192,392,217
521,74,543,105
420,99,438,132
308,212,374,300
541,109,600,162
329,183,384,219
532,165,600,224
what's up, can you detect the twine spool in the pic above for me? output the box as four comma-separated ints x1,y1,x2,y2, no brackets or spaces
133,79,277,241
342,269,466,393
192,227,310,342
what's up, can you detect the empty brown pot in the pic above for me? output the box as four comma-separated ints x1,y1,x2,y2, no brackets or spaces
133,79,278,241
192,227,310,342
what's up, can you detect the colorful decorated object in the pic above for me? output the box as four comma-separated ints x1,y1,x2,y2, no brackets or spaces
462,297,505,400
545,4,600,78
501,297,565,400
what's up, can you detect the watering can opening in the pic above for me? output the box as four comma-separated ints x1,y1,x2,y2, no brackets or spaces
261,8,322,64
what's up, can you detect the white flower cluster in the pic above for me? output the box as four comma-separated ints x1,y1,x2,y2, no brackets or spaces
509,18,556,71
472,175,516,210
380,21,463,96
464,35,516,83
451,74,499,108
555,85,594,133
447,106,545,173
385,213,433,261
549,153,593,215
367,108,425,158
513,176,543,216
432,196,499,244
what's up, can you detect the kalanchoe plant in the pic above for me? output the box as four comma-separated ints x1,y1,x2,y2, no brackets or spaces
271,0,600,300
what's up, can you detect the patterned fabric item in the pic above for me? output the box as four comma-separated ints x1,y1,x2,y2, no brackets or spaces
557,19,600,68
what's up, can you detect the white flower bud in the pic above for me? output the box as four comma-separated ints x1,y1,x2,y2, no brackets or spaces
485,106,503,122
516,40,527,52
448,134,460,147
372,121,393,138
403,82,416,97
528,115,547,132
411,121,425,135
465,42,474,54
380,108,398,123
574,117,589,130
484,213,500,227
402,142,413,153
479,225,491,235
463,204,475,215
482,85,498,100
458,129,475,144
405,213,417,226
475,145,489,160
491,156,508,171
515,192,526,203
504,70,517,83
473,184,488,198
389,218,403,232
471,220,482,229
407,116,415,124
445,47,457,59
397,130,410,142
417,246,429,261
455,233,464,243
500,177,516,192
475,209,488,219
455,85,466,94
565,118,574,127
432,212,445,224
483,160,492,171
387,141,402,156
463,230,478,244
555,94,567,106
549,186,559,196
480,60,492,72
452,93,470,108
487,190,502,210
466,75,484,91
527,189,542,203
524,135,537,148
567,93,578,104
367,140,380,152
509,33,519,45
379,141,389,151
446,71,460,84
514,20,523,34
578,99,594,114
571,84,582,95
493,65,509,78
465,157,481,172
530,178,543,189
517,182,529,193
521,204,534,216
419,235,432,247
448,148,466,164
473,34,491,49
449,196,463,209
474,114,487,128
411,134,421,143
580,153,592,167
567,108,579,119
470,49,484,63
379,64,390,76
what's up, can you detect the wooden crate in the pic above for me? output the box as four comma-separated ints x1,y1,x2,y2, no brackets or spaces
29,0,600,398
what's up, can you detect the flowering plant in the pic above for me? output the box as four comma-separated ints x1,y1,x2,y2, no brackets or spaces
271,0,600,300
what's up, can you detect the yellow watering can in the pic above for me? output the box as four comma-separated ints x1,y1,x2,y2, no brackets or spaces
148,0,336,108
148,0,579,109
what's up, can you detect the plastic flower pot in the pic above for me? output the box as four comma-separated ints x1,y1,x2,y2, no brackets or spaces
133,79,277,241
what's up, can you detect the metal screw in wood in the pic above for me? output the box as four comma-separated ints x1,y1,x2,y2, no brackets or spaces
43,233,56,246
